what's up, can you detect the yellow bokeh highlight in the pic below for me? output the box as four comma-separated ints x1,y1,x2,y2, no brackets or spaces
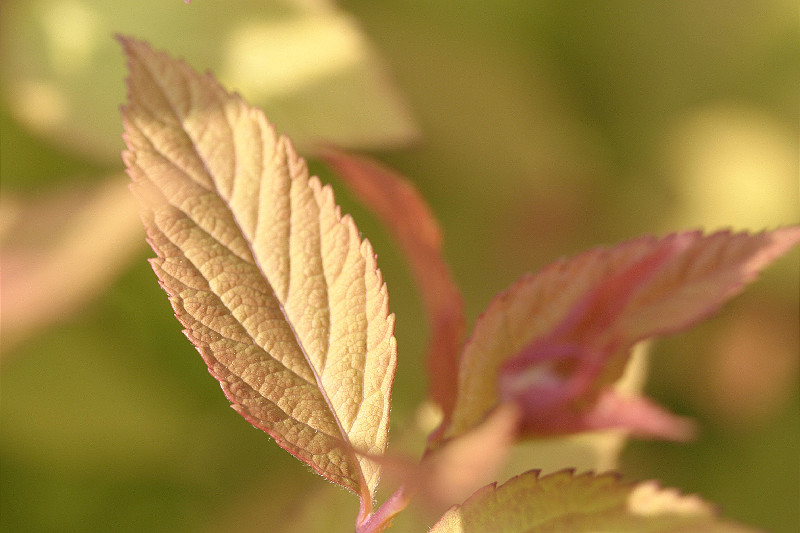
221,14,364,99
665,105,798,230
11,79,68,131
39,0,102,76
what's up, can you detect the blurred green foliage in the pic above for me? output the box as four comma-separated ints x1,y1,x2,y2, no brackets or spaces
2,1,797,532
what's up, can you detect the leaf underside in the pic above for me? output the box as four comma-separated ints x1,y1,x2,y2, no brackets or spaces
120,37,396,502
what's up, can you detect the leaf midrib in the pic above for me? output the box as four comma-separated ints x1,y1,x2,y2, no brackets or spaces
135,51,369,493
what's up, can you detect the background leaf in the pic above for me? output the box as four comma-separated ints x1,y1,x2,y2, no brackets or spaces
0,0,418,163
0,176,142,352
430,470,758,533
120,37,396,505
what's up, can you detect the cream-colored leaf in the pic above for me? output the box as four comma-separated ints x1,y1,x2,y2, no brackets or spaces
120,37,396,505
430,470,758,533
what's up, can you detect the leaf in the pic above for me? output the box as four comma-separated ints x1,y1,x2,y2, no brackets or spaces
119,37,397,511
614,228,800,343
3,0,417,162
499,342,653,481
429,469,759,532
368,403,520,524
0,176,143,353
340,403,519,533
322,149,465,422
444,227,800,440
410,404,519,517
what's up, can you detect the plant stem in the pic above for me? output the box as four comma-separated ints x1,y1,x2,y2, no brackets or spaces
356,484,413,533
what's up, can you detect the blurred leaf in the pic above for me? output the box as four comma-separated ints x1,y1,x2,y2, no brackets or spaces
446,228,800,441
404,403,519,520
1,0,418,163
429,470,758,532
500,342,652,479
120,37,397,513
0,175,143,351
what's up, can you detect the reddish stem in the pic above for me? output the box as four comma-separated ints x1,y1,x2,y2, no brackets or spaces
356,485,413,533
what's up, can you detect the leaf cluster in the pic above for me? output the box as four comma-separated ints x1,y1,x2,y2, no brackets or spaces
120,37,800,533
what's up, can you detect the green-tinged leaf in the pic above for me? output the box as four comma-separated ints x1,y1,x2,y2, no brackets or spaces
2,0,417,162
429,470,758,533
120,37,397,507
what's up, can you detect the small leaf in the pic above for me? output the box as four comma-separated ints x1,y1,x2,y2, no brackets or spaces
429,470,758,532
323,149,465,421
499,342,654,481
370,403,519,521
411,404,519,517
120,37,397,509
445,227,800,440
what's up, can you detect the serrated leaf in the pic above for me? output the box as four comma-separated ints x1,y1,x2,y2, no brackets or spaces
119,37,397,507
445,228,800,440
322,149,465,420
429,469,758,532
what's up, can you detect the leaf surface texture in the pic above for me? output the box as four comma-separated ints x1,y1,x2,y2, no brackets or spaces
120,37,396,501
323,149,464,420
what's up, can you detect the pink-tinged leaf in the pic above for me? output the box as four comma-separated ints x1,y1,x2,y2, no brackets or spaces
386,404,520,515
429,470,758,532
445,227,800,440
520,389,696,441
0,176,143,353
616,227,800,343
119,37,397,515
323,149,465,421
411,403,519,517
499,343,653,480
352,403,519,533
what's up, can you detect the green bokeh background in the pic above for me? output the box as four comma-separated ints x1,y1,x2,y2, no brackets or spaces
2,1,798,532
